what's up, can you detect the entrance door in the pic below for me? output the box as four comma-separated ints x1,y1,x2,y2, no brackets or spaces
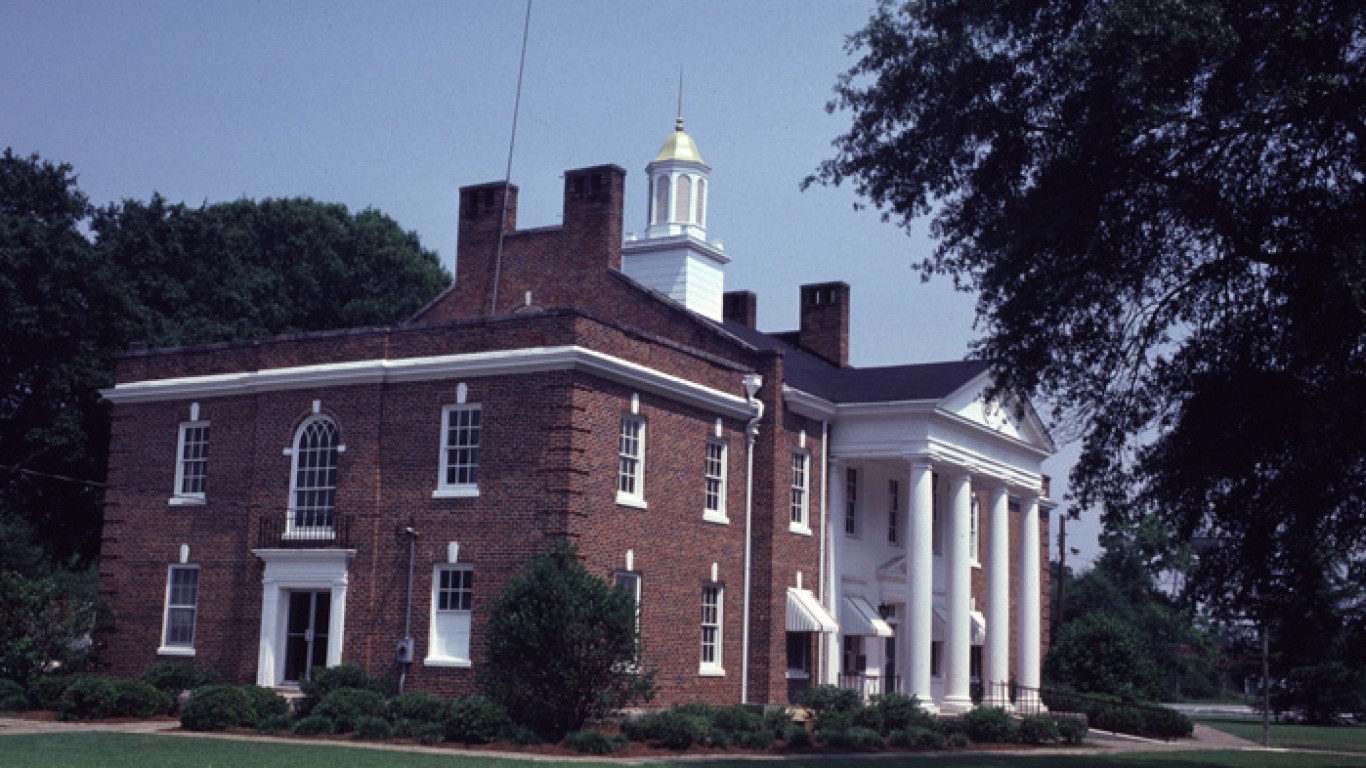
885,629,898,694
283,591,331,683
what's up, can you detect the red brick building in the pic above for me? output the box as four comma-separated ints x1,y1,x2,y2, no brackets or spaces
98,120,1054,711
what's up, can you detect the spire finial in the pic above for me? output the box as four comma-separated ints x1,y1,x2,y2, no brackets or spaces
676,67,685,132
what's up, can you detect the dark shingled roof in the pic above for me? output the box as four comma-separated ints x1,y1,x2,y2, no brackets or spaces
721,320,989,404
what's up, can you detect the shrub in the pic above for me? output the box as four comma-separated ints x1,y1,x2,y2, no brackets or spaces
0,571,98,691
1044,613,1164,700
785,723,811,746
313,688,387,733
799,685,861,716
27,675,76,710
240,685,288,724
443,694,508,744
851,704,884,733
298,664,383,715
846,726,884,749
817,728,853,749
478,543,654,740
353,715,393,741
500,722,543,745
1016,714,1059,745
812,707,854,735
710,704,764,735
961,706,1015,743
180,685,253,731
141,662,218,697
0,678,27,711
1273,663,1366,725
737,729,774,749
948,732,969,748
564,730,623,754
388,691,446,724
258,714,291,734
1142,705,1193,738
763,706,793,737
630,709,709,750
1093,705,1146,735
873,692,932,734
1055,715,1088,745
414,722,445,744
293,714,335,735
58,676,173,720
914,726,946,749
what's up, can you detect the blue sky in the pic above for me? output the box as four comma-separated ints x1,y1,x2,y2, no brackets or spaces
2,0,1095,566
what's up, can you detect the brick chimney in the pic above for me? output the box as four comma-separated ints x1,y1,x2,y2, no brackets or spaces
723,291,757,329
799,281,850,367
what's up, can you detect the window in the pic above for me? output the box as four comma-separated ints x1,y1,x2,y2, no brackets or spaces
617,415,646,506
614,571,642,636
888,479,901,545
696,178,707,228
845,467,860,537
652,176,668,225
699,584,723,674
436,404,481,497
932,472,943,556
843,635,866,675
427,565,473,665
786,632,811,678
931,640,943,678
289,416,339,532
703,440,727,521
171,421,209,503
969,495,981,565
160,565,199,654
674,175,692,222
789,451,810,531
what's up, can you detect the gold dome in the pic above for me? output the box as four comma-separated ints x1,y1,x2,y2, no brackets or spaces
654,117,704,164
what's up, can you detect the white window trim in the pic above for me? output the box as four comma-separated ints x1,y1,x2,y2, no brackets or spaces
425,564,473,667
786,631,812,679
616,415,647,508
286,415,339,537
702,439,729,523
157,564,199,656
433,404,481,499
699,583,724,676
169,420,209,506
788,450,811,535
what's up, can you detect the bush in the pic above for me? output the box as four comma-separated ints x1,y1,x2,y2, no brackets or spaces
817,728,853,749
948,732,969,748
1044,613,1164,700
737,728,774,749
0,571,98,691
353,715,393,741
785,723,811,746
1273,663,1366,725
627,709,709,750
258,714,291,734
500,722,543,745
846,726,885,749
873,692,932,734
0,678,27,711
141,662,218,697
812,707,854,735
1055,715,1088,745
313,688,387,733
800,684,861,716
1093,705,1146,735
1142,705,1193,738
443,694,508,744
1016,714,1060,745
564,730,624,754
905,726,945,749
58,676,173,720
298,664,383,715
478,543,654,740
762,706,793,737
27,675,76,710
961,706,1016,743
710,704,764,735
240,685,288,724
388,691,447,724
414,722,445,744
851,704,884,733
293,714,335,735
180,685,253,731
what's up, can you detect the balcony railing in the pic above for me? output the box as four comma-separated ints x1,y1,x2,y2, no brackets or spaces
838,674,901,698
257,511,352,549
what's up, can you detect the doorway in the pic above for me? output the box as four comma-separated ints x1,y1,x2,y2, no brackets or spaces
283,591,331,683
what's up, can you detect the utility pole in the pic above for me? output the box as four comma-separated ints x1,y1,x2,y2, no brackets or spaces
1261,624,1270,748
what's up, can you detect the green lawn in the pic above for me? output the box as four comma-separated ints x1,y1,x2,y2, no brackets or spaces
1197,717,1366,754
2,733,1366,768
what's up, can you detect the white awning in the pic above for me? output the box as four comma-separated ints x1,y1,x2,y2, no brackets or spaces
970,611,986,645
841,595,894,637
787,588,839,634
931,598,987,645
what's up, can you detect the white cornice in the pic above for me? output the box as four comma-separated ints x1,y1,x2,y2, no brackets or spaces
104,346,753,418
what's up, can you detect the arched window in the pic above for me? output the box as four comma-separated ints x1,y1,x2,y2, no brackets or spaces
674,175,692,223
289,416,339,531
653,176,669,225
696,178,707,228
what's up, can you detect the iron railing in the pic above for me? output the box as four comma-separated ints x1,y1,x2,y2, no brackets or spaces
256,512,351,549
838,674,902,698
984,681,1179,733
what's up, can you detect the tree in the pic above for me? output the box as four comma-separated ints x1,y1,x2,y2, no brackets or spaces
813,1,1366,629
0,149,452,573
1045,612,1164,700
478,543,654,740
0,570,99,689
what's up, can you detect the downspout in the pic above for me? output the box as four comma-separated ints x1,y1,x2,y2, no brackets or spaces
399,526,418,694
817,419,829,686
740,373,764,705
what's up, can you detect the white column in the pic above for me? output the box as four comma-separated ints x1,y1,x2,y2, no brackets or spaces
1017,493,1044,709
823,458,845,686
904,458,936,711
942,471,973,712
256,583,279,686
985,484,1011,707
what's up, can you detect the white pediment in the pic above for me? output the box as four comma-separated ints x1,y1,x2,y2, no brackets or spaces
939,370,1055,454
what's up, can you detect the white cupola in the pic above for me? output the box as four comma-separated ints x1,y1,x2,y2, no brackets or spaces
623,103,730,322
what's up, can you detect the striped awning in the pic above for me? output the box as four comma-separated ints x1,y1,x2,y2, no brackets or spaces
786,588,839,633
931,598,987,644
841,595,894,637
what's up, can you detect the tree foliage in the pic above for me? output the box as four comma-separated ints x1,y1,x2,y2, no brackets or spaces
814,1,1366,624
0,570,98,689
478,543,654,740
1046,612,1164,700
0,149,450,573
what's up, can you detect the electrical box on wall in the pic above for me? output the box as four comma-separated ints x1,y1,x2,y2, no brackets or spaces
396,637,414,663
